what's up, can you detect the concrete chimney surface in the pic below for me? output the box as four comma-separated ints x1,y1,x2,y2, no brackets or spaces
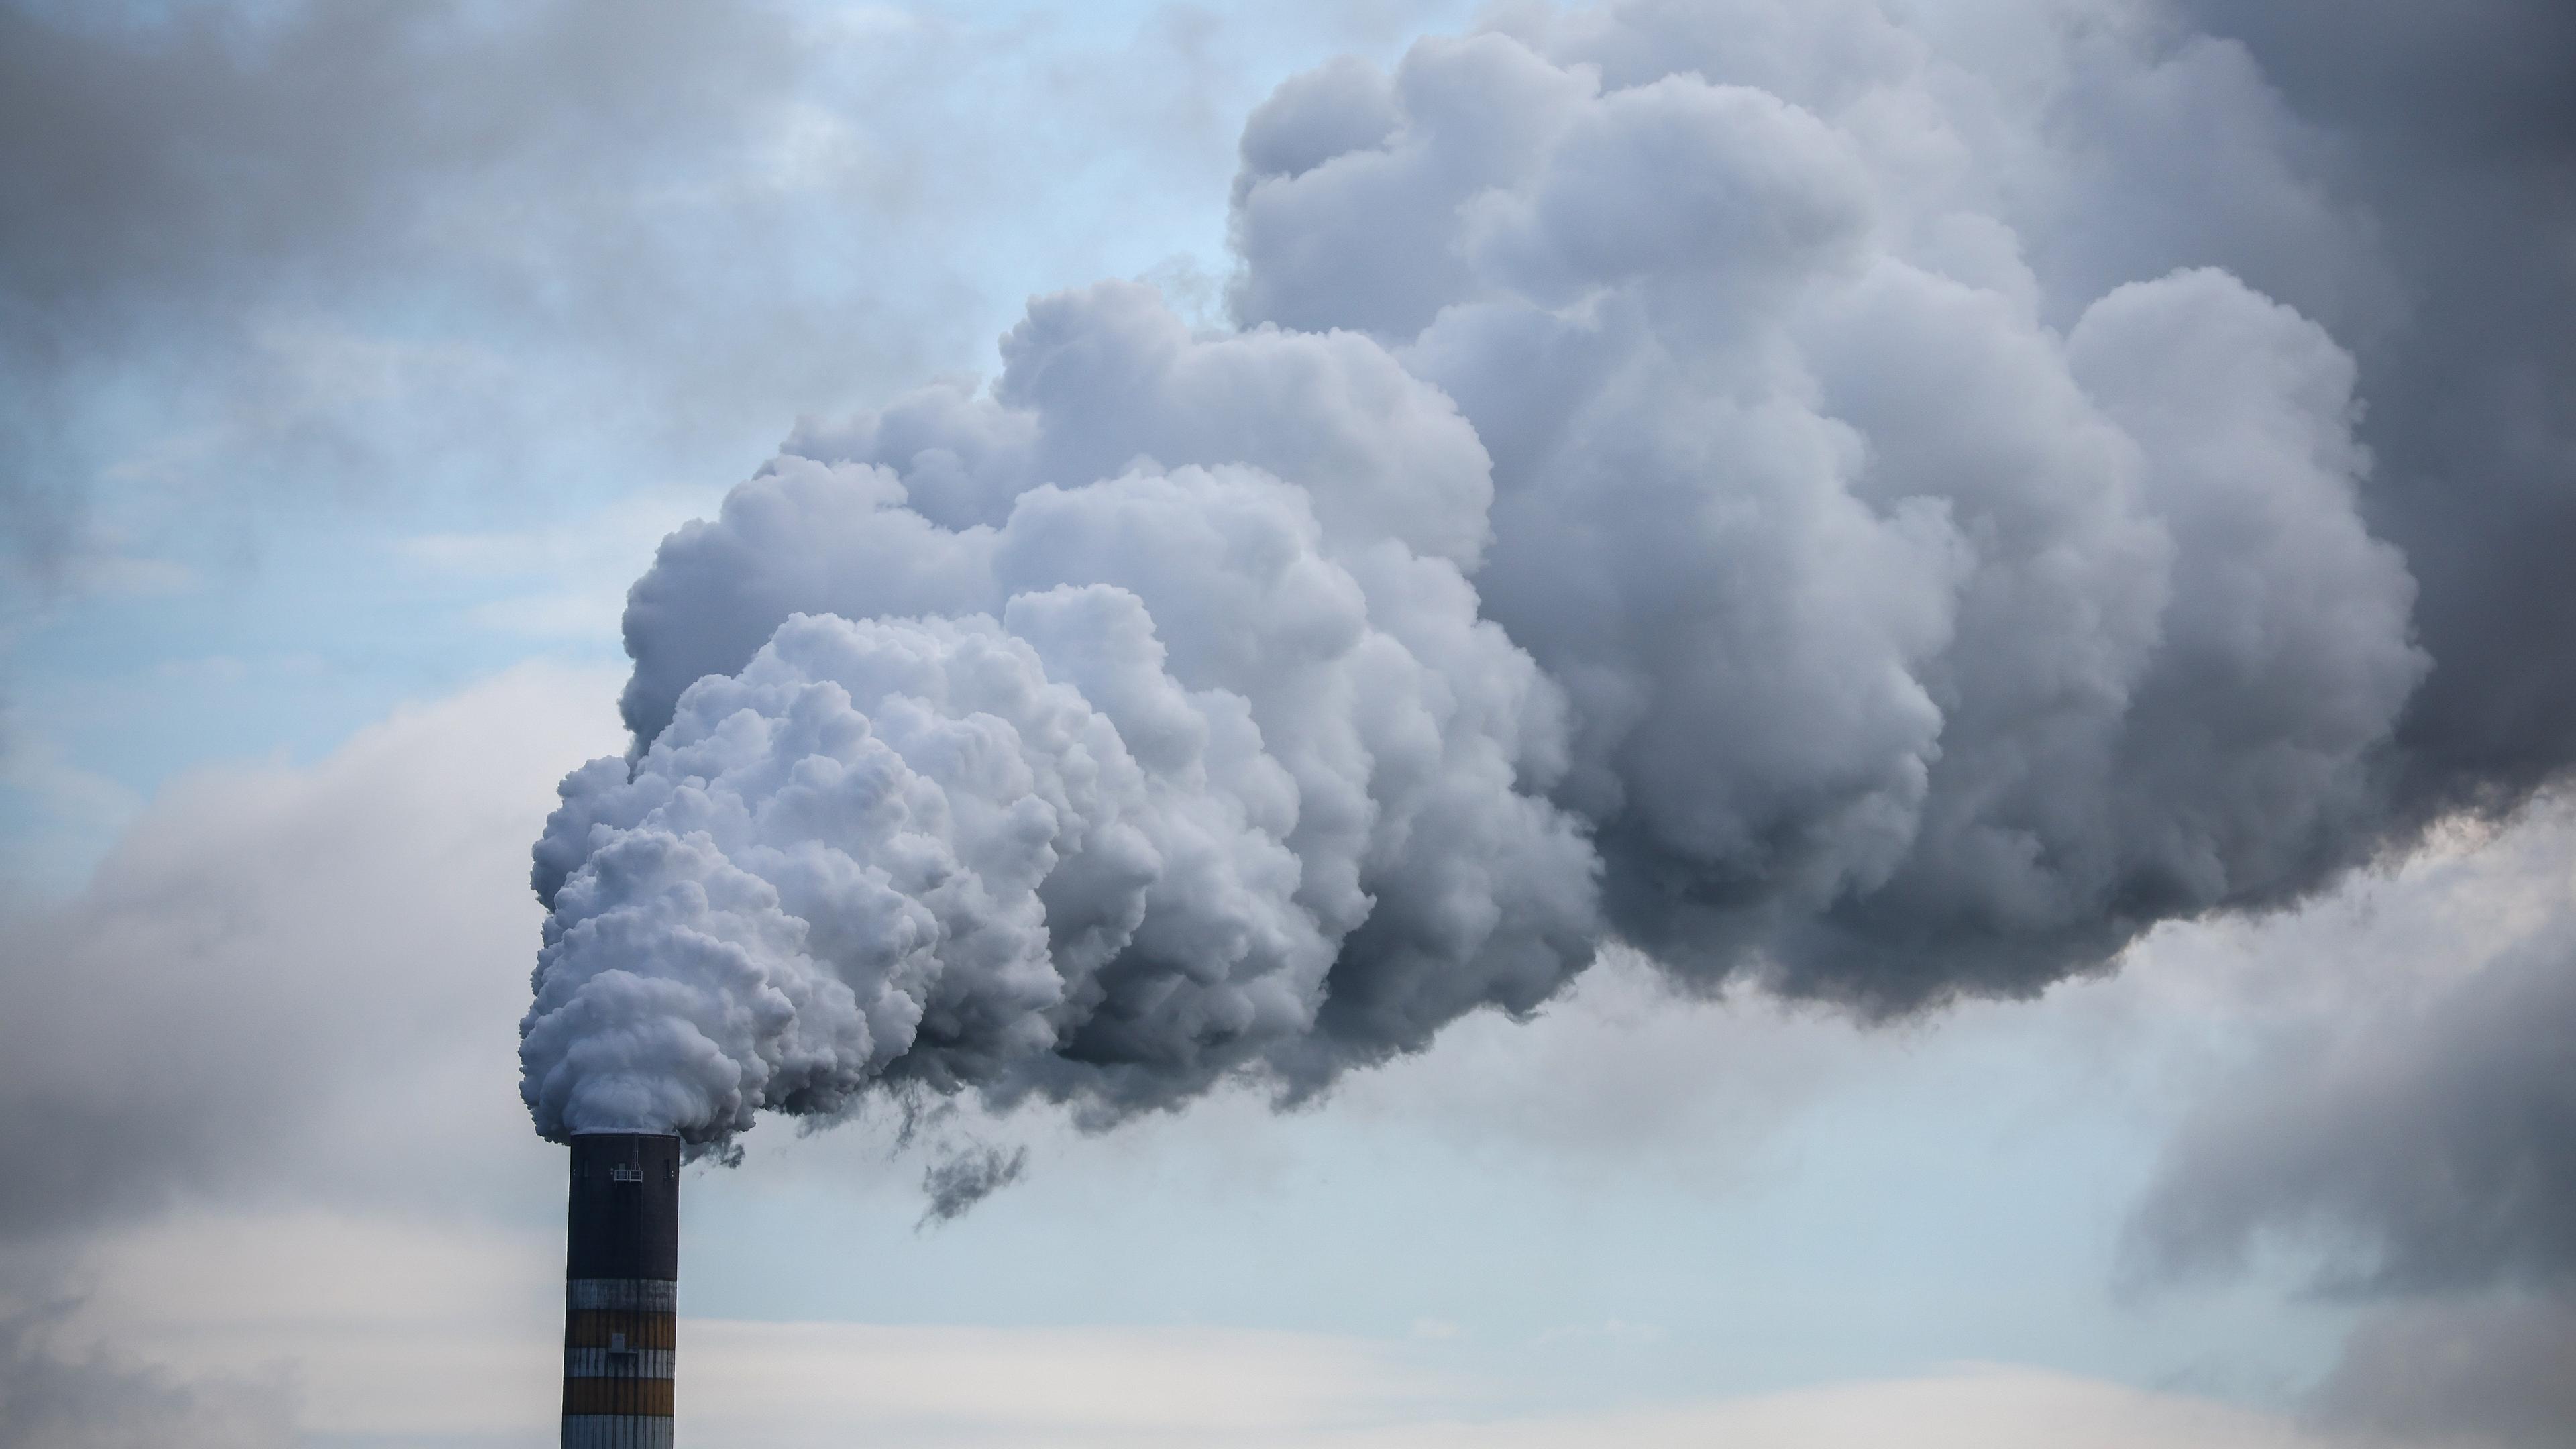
563,1132,680,1449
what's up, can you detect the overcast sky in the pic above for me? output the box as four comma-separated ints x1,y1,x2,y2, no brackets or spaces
3,2,2572,1447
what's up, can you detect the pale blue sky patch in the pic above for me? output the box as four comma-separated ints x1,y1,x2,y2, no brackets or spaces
0,0,1491,888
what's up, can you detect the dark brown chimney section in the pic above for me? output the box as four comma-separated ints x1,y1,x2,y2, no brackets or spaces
562,1132,680,1449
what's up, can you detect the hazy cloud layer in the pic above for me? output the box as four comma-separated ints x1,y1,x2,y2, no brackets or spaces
0,665,614,1235
2131,802,2576,1448
0,0,1399,614
2314,1297,2576,1449
2136,910,2576,1298
0,1,809,590
0,1311,292,1449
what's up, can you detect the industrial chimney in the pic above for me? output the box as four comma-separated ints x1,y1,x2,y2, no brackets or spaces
562,1132,680,1449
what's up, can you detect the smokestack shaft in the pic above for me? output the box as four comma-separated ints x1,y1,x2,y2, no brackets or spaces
563,1132,680,1449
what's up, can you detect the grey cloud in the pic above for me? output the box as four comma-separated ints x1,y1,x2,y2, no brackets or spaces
2127,806,2576,1447
2313,1297,2576,1449
2132,900,2576,1297
1,0,1351,612
0,4,793,305
0,1,816,586
0,665,610,1237
0,1309,292,1449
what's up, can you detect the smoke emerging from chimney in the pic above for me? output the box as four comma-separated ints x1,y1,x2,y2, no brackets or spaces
520,0,2514,1163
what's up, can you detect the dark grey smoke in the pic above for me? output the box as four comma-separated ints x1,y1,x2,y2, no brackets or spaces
917,1144,1032,1230
2170,0,2576,824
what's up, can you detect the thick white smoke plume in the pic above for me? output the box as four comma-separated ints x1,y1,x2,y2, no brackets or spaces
527,453,1597,1138
524,0,2434,1150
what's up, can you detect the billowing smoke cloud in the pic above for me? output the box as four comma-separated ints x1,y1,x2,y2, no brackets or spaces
525,447,1597,1138
523,0,2559,1156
